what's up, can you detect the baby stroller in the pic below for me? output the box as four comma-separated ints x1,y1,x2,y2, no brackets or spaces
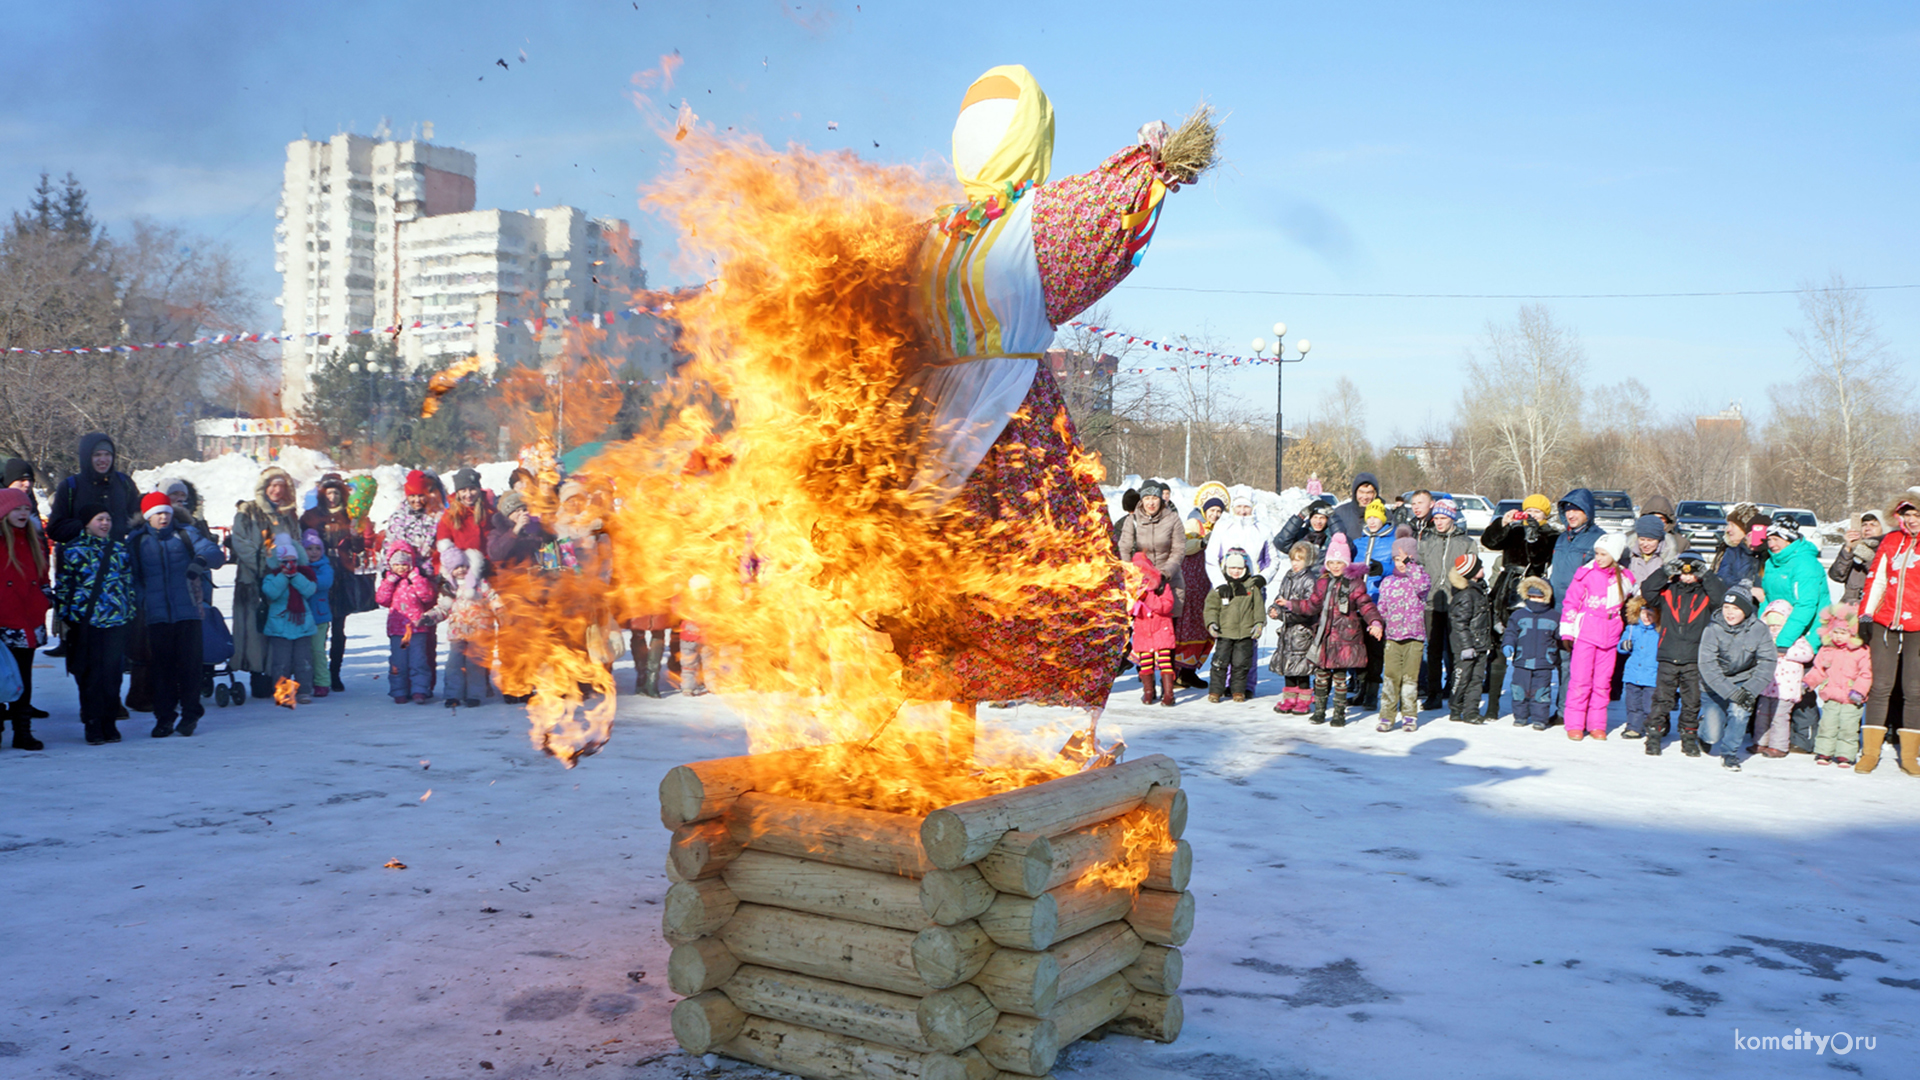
200,598,246,707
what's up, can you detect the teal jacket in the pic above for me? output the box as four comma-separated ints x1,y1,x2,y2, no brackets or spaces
259,565,319,639
1761,538,1828,653
55,534,137,628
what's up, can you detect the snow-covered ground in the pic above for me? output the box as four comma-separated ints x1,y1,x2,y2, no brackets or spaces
6,609,1919,1079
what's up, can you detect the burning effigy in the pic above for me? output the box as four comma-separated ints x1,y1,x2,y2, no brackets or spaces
511,61,1215,1077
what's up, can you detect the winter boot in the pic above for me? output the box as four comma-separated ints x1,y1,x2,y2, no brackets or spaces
11,717,44,751
1898,730,1920,777
330,662,346,694
1327,682,1348,728
643,641,667,698
1857,726,1886,774
1142,669,1158,705
1679,724,1702,758
1307,688,1328,724
1159,668,1176,706
1176,667,1207,690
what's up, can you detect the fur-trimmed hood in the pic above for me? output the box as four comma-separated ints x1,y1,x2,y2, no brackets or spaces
252,466,298,517
1518,575,1553,606
1819,602,1862,648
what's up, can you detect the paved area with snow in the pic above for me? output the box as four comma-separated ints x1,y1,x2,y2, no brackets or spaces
6,609,1919,1079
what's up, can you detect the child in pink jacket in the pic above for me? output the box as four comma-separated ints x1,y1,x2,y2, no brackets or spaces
1558,533,1634,740
375,540,441,704
1130,552,1178,706
1806,603,1872,767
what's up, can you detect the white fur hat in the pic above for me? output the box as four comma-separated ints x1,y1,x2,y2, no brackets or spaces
1594,533,1629,564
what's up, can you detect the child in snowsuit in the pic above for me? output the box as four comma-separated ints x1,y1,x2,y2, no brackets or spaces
438,547,498,708
1288,536,1383,728
1698,589,1779,771
1753,599,1812,758
1805,604,1871,767
1447,551,1496,724
1617,597,1660,739
1267,541,1323,715
259,533,319,705
1503,576,1561,729
1348,503,1397,710
1636,552,1728,756
1130,552,1178,706
1203,548,1266,703
1374,536,1430,731
301,530,335,698
1559,533,1633,740
376,540,441,704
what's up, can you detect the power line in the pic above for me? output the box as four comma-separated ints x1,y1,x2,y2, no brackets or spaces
1116,283,1920,300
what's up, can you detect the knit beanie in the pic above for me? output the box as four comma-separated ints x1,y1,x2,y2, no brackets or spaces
405,469,433,497
451,467,481,494
1391,537,1418,561
1202,496,1226,514
1723,589,1757,617
140,492,173,521
302,528,325,550
273,532,299,561
1432,498,1460,522
75,501,110,530
1760,598,1792,624
1521,494,1551,516
440,547,468,571
1453,551,1481,579
0,488,31,518
1594,533,1629,563
1325,535,1353,564
498,491,527,517
1727,502,1762,530
0,458,32,487
1768,516,1802,544
1634,514,1666,540
1364,499,1387,523
1222,548,1250,574
1137,480,1168,503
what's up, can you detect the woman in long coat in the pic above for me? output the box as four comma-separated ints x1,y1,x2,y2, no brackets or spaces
231,466,306,699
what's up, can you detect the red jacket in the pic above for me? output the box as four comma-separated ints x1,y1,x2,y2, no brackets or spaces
0,527,51,631
1129,554,1176,654
1863,529,1920,633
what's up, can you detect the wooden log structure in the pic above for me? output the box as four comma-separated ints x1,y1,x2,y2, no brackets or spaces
918,755,1181,871
660,748,1188,1080
730,791,932,877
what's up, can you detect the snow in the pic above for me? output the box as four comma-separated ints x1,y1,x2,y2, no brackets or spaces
6,607,1920,1076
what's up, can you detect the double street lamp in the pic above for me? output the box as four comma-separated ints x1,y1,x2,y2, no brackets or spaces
1250,323,1311,493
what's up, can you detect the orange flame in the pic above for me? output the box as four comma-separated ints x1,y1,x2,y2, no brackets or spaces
274,677,299,708
1080,806,1174,891
420,355,487,418
499,120,1125,797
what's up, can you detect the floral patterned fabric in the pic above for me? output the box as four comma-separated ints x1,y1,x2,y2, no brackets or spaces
909,366,1128,708
1030,145,1166,327
1172,549,1213,669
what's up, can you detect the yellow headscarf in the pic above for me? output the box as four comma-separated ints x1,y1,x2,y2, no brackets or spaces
953,64,1054,203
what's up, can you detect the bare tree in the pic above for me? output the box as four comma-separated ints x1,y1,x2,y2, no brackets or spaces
1765,274,1910,517
1460,304,1586,496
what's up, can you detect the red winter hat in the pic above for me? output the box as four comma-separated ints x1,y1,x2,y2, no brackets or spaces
141,491,174,520
404,469,432,496
1453,551,1481,578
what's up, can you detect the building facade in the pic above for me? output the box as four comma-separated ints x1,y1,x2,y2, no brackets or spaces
275,134,673,411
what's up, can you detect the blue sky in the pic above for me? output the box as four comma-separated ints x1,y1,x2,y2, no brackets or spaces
4,1,1915,440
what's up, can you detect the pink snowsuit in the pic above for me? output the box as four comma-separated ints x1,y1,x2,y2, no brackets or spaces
374,542,441,637
1558,562,1634,736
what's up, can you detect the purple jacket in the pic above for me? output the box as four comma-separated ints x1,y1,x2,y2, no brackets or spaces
1376,564,1431,641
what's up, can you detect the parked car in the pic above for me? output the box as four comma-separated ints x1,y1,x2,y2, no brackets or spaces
1400,491,1496,535
1674,500,1727,548
1588,490,1637,533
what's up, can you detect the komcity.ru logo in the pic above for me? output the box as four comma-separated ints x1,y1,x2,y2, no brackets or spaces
1732,1029,1876,1055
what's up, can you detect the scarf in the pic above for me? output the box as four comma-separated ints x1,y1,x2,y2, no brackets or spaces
283,565,317,618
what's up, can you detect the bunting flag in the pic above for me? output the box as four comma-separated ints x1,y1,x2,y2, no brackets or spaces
1,299,683,358
1061,320,1291,374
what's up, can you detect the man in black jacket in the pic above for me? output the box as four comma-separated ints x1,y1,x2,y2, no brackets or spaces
1638,552,1729,757
1326,472,1381,547
48,433,139,542
1478,494,1560,720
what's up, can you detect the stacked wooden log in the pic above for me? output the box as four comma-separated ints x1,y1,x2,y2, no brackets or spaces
660,751,1192,1080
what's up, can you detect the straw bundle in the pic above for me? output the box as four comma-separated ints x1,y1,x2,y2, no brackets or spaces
1158,105,1221,185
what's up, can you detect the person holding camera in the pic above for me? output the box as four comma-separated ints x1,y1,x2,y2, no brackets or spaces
1478,494,1561,721
128,493,224,737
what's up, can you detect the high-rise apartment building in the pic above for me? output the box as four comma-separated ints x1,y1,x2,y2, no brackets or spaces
274,134,476,409
275,133,670,411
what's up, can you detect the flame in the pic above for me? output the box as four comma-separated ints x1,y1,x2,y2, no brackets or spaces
1080,806,1174,891
420,355,487,418
274,677,299,708
494,119,1126,799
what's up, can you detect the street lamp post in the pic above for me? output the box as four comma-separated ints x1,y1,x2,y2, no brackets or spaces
1250,323,1312,492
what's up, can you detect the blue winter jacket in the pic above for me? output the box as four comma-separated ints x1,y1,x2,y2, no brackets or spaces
1502,599,1562,670
1548,488,1601,608
55,534,137,629
259,566,318,639
309,555,335,626
1618,622,1660,686
1351,523,1398,601
1714,543,1763,593
128,522,225,625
